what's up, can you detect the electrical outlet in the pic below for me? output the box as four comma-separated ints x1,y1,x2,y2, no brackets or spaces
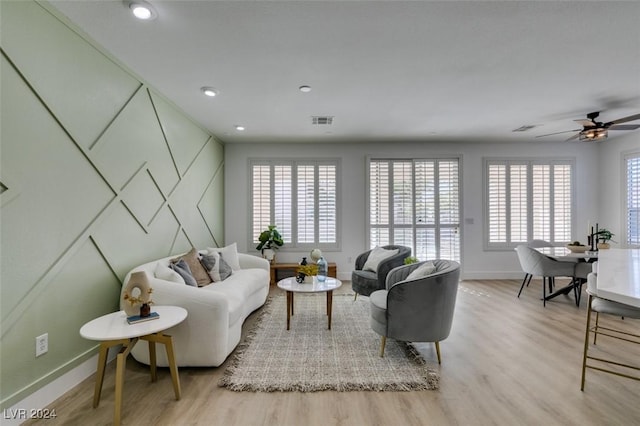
36,333,48,357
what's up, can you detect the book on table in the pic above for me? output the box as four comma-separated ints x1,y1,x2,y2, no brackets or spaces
127,311,160,324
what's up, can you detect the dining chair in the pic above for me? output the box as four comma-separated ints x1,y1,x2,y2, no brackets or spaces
519,240,555,292
515,245,576,306
580,267,640,390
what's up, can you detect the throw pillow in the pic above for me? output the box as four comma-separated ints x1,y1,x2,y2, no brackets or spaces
201,252,221,282
218,254,233,280
363,246,399,272
172,247,212,286
207,242,241,271
406,261,437,281
169,259,197,287
154,262,185,284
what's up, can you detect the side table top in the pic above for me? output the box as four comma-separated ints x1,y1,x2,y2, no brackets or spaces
277,276,342,293
80,305,187,341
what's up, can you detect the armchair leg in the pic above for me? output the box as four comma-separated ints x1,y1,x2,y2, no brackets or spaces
354,292,358,301
435,341,442,364
379,336,386,357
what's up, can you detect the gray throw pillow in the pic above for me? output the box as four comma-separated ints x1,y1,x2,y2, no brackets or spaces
200,253,220,282
218,254,233,281
169,259,198,287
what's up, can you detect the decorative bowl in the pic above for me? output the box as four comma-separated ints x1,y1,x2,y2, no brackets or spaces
566,244,587,253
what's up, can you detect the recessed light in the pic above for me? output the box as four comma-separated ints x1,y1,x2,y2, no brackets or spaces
129,1,157,20
201,87,219,97
299,85,312,93
235,125,245,131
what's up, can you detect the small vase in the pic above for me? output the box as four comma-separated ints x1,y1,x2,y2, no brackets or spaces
317,256,327,282
140,303,151,317
303,275,314,284
597,242,610,250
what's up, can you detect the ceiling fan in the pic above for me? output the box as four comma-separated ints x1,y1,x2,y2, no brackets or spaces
536,111,640,141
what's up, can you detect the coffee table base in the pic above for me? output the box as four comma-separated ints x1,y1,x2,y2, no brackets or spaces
285,290,334,330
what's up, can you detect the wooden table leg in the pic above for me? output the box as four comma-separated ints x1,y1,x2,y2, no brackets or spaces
149,338,157,382
286,291,292,330
141,333,181,399
93,339,129,408
114,351,125,426
113,338,137,426
327,290,333,330
93,342,109,408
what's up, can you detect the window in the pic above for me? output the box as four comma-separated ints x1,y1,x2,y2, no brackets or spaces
368,158,460,262
485,158,574,249
626,152,640,246
250,160,339,249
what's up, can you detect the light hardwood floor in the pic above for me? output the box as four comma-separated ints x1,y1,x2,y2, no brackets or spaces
25,279,640,426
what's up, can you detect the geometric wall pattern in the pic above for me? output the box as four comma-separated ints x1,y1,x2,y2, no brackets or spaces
0,1,224,408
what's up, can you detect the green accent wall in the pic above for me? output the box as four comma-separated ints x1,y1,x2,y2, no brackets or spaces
0,0,224,408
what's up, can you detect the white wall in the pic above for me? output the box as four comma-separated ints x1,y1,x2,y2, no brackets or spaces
225,140,600,280
598,132,640,247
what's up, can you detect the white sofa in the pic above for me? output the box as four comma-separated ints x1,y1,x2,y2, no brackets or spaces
121,250,270,367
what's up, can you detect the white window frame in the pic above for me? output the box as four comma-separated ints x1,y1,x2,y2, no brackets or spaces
366,157,462,262
483,157,576,250
624,150,640,247
249,158,341,251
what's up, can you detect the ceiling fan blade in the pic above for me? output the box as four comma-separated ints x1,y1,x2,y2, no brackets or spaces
535,129,581,138
605,113,640,126
608,124,640,131
565,133,581,142
575,119,596,127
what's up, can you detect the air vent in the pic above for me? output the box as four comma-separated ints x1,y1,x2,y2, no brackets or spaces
512,125,536,132
312,116,334,125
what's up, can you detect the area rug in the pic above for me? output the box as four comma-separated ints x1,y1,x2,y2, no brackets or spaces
219,293,439,392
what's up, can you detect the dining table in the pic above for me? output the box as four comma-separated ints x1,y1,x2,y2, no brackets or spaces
533,246,598,304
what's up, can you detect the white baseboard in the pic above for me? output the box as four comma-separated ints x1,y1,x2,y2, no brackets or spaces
2,348,117,425
460,271,524,280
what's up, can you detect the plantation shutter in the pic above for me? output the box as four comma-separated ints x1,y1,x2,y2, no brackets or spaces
368,158,460,262
250,160,339,248
485,159,574,248
627,154,640,245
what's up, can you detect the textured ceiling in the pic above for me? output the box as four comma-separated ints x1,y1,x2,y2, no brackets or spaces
48,0,640,144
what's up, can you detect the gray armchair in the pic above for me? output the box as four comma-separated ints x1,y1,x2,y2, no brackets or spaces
369,259,460,364
351,245,411,298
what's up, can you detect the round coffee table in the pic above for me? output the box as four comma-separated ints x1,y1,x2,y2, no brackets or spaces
277,276,342,330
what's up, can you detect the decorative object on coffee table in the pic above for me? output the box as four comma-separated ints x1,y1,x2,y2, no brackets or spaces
310,248,322,262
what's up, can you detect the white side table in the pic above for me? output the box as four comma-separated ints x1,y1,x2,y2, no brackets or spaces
80,305,187,426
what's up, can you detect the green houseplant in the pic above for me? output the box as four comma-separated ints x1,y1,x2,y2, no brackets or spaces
256,225,284,261
594,228,615,249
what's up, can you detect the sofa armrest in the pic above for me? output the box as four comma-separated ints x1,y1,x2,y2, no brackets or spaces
238,253,269,271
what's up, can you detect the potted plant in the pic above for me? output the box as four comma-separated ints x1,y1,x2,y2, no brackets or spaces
404,256,419,265
594,229,615,249
256,225,284,262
